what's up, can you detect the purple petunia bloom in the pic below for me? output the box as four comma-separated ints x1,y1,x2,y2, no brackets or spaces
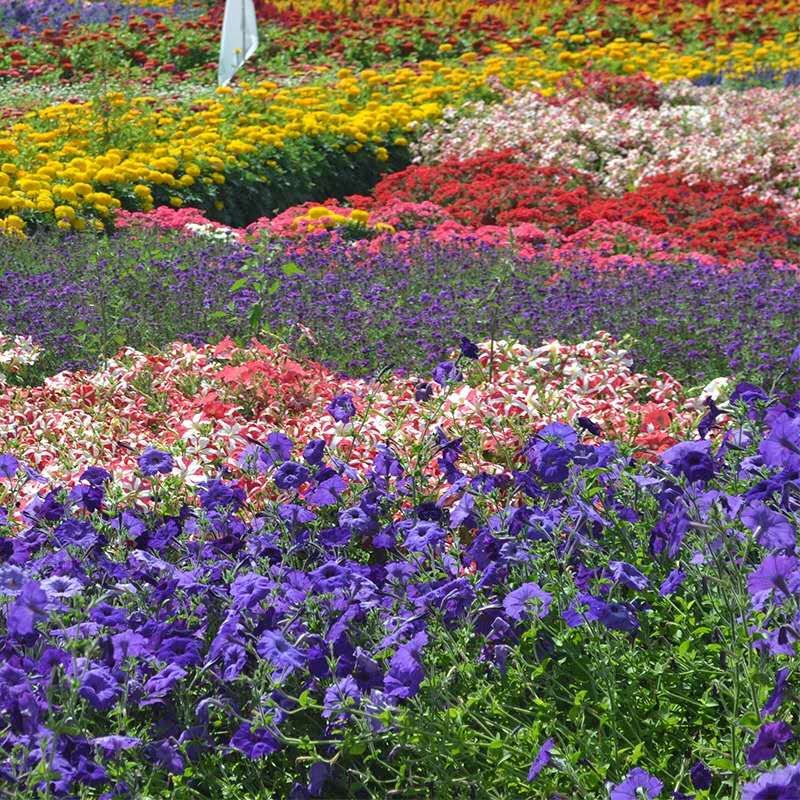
760,414,800,471
503,582,553,621
607,561,650,591
81,465,112,486
747,721,794,766
415,382,433,401
659,569,686,596
6,579,49,636
459,336,480,359
326,394,356,423
137,447,174,476
432,360,462,386
742,501,796,550
0,453,20,479
690,761,712,790
230,723,280,759
307,761,331,797
610,767,663,799
762,668,792,719
322,676,361,722
527,738,555,782
80,668,121,711
747,555,800,609
40,575,83,601
257,630,306,676
303,438,326,465
274,461,311,491
263,432,293,465
742,762,800,799
142,663,187,703
385,634,427,700
661,440,714,484
403,520,446,552
577,416,602,436
93,736,141,760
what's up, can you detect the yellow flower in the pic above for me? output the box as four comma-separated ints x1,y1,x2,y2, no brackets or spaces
169,196,183,208
349,209,369,224
307,206,332,219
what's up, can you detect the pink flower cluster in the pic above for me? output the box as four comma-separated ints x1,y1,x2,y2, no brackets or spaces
0,333,713,513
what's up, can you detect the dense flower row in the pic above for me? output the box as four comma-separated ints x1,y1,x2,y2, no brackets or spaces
5,226,800,386
2,333,800,796
3,14,800,233
3,0,800,85
415,83,800,222
0,332,705,509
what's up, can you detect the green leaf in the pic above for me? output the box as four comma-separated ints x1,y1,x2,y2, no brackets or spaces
281,261,304,277
229,277,249,293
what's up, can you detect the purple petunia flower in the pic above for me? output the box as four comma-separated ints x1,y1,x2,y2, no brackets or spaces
256,630,306,675
402,520,446,552
459,336,480,359
659,569,686,597
230,723,280,759
747,555,800,609
690,761,712,790
6,579,49,636
527,738,555,782
607,561,650,591
747,721,794,766
80,667,121,711
610,767,663,799
326,394,356,423
137,447,174,476
93,736,141,760
142,663,187,703
263,432,293,465
742,762,800,799
661,440,714,483
742,501,796,550
307,761,331,797
81,466,111,486
762,668,792,719
0,453,19,479
760,414,800,471
40,575,84,600
432,360,462,386
322,676,361,722
303,438,326,465
274,461,311,491
503,582,552,621
415,382,433,401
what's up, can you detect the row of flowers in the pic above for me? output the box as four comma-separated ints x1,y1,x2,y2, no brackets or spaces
2,29,800,233
3,0,800,83
0,332,708,508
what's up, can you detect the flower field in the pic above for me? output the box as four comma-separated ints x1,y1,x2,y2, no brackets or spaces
3,2,800,799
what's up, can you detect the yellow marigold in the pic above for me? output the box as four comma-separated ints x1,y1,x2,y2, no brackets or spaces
54,205,76,220
307,206,332,219
169,196,183,208
3,214,25,231
349,209,369,224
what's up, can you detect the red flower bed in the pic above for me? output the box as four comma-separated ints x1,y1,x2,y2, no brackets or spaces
353,151,800,261
357,150,598,229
